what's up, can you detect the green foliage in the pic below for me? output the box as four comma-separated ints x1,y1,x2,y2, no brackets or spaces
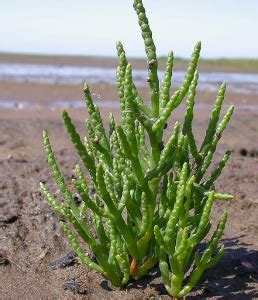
40,0,234,296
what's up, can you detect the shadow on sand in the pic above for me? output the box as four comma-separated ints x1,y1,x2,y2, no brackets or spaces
123,235,258,299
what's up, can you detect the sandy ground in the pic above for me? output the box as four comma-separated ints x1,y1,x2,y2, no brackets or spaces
0,58,258,299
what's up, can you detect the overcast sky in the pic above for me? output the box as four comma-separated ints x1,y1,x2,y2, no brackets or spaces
1,0,257,58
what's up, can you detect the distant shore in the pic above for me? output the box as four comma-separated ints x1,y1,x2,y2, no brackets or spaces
1,52,258,73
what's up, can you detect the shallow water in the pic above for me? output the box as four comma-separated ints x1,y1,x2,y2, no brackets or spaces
50,99,120,109
0,100,31,109
1,98,258,112
49,100,258,112
1,63,258,95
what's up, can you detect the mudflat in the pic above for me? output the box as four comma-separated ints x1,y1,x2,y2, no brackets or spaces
0,54,258,299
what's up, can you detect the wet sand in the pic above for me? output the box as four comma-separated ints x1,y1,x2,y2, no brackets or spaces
0,79,258,108
0,56,258,299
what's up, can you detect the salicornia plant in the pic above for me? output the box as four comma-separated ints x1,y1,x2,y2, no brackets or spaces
40,0,234,296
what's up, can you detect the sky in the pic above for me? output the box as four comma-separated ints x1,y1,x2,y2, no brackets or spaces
1,0,257,59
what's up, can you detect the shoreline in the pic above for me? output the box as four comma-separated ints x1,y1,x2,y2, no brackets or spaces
1,52,258,73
